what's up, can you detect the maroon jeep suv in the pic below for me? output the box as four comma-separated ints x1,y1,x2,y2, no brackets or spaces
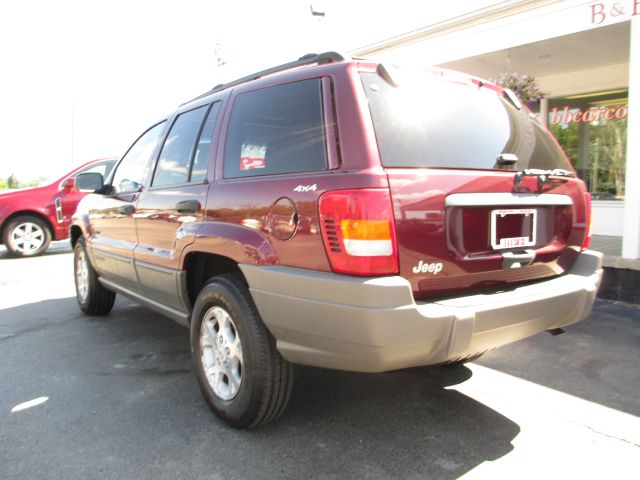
71,52,602,428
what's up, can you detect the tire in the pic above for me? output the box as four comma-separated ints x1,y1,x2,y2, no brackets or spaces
191,274,294,429
3,215,52,257
74,237,116,316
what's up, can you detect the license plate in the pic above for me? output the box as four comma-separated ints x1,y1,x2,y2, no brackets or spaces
490,208,537,250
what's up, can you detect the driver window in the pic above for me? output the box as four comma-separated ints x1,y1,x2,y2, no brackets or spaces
111,122,166,194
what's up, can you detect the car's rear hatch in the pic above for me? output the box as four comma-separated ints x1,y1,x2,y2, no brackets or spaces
360,66,590,300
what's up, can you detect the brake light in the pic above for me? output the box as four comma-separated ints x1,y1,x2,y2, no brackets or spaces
582,192,592,250
319,188,398,276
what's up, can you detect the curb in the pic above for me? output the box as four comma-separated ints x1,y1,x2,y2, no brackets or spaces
597,267,640,305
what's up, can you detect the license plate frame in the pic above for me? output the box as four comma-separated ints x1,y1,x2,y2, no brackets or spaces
490,208,537,250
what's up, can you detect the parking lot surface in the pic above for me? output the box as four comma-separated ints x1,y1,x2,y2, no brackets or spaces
1,243,639,479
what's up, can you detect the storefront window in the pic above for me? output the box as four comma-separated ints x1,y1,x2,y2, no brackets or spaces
548,90,628,200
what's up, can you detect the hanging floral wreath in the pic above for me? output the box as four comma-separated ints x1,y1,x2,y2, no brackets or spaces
495,72,545,104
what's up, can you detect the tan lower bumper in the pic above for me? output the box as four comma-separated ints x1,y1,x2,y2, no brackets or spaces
240,250,603,372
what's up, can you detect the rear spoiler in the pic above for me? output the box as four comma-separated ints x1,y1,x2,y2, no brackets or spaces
376,63,523,110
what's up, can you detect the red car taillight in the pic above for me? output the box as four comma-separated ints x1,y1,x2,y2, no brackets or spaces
319,188,399,276
582,192,592,250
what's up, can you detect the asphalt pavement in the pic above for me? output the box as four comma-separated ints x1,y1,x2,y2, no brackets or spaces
1,243,639,479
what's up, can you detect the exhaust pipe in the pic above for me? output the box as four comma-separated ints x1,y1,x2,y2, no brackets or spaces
547,328,566,336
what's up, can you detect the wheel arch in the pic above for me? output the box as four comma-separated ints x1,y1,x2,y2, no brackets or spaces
1,210,55,244
183,251,246,307
180,222,279,307
69,224,83,248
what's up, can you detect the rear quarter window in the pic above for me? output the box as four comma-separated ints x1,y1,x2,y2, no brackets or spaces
223,79,328,178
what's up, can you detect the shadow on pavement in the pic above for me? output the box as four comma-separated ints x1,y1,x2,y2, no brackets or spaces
477,299,640,417
1,297,519,479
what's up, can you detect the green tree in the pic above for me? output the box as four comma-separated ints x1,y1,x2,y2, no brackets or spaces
21,177,47,188
7,174,18,189
0,178,7,190
549,123,579,168
591,119,627,198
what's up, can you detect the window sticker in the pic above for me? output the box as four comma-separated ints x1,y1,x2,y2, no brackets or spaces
240,143,267,171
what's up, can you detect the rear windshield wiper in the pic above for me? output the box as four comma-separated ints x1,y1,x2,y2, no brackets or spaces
514,168,575,192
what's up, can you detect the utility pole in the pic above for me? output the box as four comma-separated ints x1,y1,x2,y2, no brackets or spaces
309,3,326,52
70,99,75,168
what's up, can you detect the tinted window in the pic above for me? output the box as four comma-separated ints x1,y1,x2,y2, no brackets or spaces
74,160,116,179
153,106,209,187
224,79,327,178
361,72,572,171
112,122,165,193
191,102,221,183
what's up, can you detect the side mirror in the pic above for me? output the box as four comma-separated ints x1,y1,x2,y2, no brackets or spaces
76,172,104,193
62,177,76,191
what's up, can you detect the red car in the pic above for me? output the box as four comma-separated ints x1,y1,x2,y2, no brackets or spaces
0,159,116,256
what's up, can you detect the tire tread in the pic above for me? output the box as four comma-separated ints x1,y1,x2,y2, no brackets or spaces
75,238,115,316
219,274,293,428
3,215,52,257
195,274,293,428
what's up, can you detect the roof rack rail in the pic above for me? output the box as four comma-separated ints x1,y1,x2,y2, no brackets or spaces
181,51,345,106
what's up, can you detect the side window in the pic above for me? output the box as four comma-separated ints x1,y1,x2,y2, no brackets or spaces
64,161,116,189
191,102,221,183
112,122,166,194
152,105,209,188
223,79,327,178
74,161,115,179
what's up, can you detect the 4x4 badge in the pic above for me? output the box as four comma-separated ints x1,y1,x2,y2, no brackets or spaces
293,184,317,193
412,260,443,275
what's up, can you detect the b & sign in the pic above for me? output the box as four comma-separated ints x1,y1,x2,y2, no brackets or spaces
550,105,628,125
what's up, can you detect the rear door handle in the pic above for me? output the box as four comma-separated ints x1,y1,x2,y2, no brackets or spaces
175,200,201,214
118,204,135,215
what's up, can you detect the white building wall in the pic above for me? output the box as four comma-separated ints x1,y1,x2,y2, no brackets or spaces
622,15,640,258
356,0,636,66
592,202,625,236
536,63,629,97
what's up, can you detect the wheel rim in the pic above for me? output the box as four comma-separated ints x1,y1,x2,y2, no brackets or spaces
10,222,45,253
199,306,244,401
75,248,90,303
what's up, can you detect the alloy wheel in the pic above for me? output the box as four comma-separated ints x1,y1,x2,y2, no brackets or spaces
199,306,244,401
10,222,45,254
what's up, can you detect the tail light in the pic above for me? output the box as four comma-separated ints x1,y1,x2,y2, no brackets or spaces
581,192,592,250
319,188,398,276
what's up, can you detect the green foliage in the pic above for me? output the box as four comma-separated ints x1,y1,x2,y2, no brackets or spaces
590,119,627,198
549,123,579,167
0,174,48,191
550,119,626,199
20,177,47,188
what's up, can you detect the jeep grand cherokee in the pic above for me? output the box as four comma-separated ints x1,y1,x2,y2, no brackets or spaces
71,52,602,428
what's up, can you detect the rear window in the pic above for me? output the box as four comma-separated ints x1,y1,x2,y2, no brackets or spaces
361,71,572,171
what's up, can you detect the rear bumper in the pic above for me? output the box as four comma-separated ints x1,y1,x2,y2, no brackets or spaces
240,249,603,372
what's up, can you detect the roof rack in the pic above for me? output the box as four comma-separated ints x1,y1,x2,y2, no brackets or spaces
181,51,346,106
